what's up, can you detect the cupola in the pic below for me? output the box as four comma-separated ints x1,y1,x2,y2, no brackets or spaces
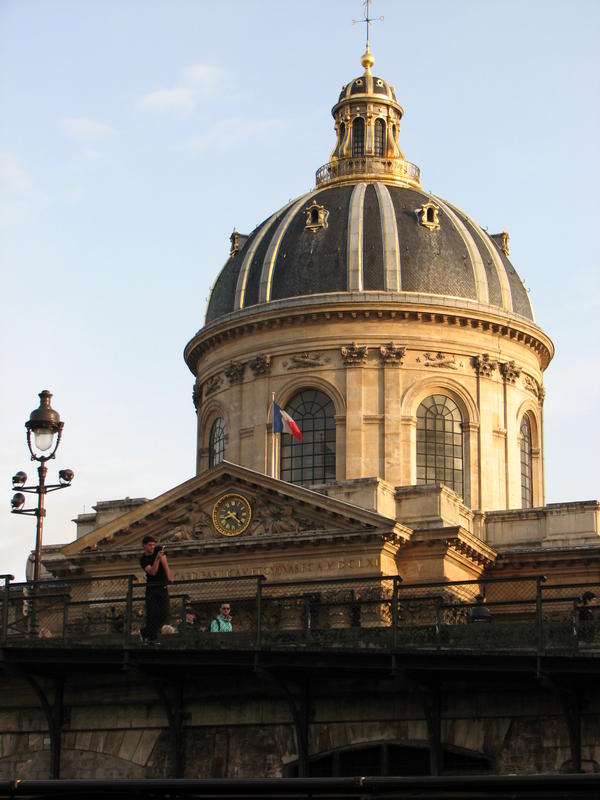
315,46,421,189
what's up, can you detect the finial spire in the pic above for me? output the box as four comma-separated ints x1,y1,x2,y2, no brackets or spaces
353,0,383,73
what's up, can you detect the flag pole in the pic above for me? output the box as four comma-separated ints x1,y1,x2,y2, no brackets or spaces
271,392,276,479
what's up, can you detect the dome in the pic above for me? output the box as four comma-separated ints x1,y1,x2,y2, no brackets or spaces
337,73,397,104
187,45,553,514
204,46,532,328
205,183,532,325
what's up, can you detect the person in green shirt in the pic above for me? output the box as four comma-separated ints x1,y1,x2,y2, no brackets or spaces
210,602,232,633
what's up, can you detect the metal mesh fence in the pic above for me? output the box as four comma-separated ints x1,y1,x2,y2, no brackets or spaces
2,573,598,653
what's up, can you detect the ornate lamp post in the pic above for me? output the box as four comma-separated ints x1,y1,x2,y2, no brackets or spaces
11,391,74,590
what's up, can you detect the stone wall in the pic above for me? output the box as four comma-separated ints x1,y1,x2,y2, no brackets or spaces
1,670,597,779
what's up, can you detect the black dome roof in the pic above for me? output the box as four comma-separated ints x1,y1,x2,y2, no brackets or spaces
205,182,533,325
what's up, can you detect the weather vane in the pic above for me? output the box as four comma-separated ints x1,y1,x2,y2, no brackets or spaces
353,0,383,49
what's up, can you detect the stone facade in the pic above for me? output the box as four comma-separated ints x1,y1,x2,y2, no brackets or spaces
191,305,550,514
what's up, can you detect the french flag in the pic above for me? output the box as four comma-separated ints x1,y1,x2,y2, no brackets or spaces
273,402,302,441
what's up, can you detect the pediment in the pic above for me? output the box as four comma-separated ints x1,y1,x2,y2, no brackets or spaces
61,462,409,563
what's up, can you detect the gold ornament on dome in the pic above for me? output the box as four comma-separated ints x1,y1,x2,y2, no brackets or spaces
230,228,240,256
418,202,440,231
304,201,329,233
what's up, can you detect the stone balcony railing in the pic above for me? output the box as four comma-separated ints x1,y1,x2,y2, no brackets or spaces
315,156,421,188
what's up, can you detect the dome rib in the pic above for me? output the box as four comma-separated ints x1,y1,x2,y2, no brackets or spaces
458,207,514,313
204,183,534,324
347,183,367,291
259,190,321,303
373,182,401,291
235,203,294,311
433,195,489,305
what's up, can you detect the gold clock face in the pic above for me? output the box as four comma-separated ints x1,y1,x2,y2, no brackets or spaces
212,493,252,537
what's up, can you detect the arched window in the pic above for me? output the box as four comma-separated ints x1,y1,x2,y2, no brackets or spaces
374,119,385,156
337,122,345,157
352,118,365,157
280,390,335,486
520,415,533,508
416,395,463,496
208,417,226,467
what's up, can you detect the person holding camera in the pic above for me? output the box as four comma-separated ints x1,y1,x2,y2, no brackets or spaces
139,535,172,643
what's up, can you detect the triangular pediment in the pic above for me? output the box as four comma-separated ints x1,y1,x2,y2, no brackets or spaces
61,463,410,569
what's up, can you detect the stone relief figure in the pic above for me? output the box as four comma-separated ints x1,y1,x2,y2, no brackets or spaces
341,342,368,365
523,374,541,398
283,351,328,369
204,374,223,397
192,383,202,410
161,509,213,542
250,502,314,535
419,351,463,369
161,522,194,543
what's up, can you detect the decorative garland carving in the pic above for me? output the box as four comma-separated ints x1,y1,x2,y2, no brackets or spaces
537,385,546,406
379,342,406,365
248,354,271,376
225,361,245,384
418,351,463,369
283,351,329,370
523,374,541,398
204,374,223,397
500,360,521,384
472,353,497,377
341,342,368,365
192,383,202,411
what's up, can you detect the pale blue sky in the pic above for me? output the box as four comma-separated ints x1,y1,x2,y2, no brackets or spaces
2,0,599,580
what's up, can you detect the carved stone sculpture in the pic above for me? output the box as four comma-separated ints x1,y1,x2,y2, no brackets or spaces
248,354,271,376
225,361,245,384
341,342,368,365
473,353,497,377
379,342,406,365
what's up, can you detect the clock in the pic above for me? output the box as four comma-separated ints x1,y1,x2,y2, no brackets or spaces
212,493,252,537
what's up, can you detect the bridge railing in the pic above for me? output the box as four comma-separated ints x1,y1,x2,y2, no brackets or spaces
1,572,598,654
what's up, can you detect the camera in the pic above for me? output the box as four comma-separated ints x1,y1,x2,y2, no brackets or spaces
154,545,163,553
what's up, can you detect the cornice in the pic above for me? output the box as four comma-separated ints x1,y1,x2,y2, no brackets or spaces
186,296,553,375
493,546,600,571
62,529,406,572
406,526,497,570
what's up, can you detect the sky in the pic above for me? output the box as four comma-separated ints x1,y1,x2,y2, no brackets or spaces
1,0,599,581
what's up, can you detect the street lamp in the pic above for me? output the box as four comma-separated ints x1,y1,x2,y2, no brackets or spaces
11,391,74,587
